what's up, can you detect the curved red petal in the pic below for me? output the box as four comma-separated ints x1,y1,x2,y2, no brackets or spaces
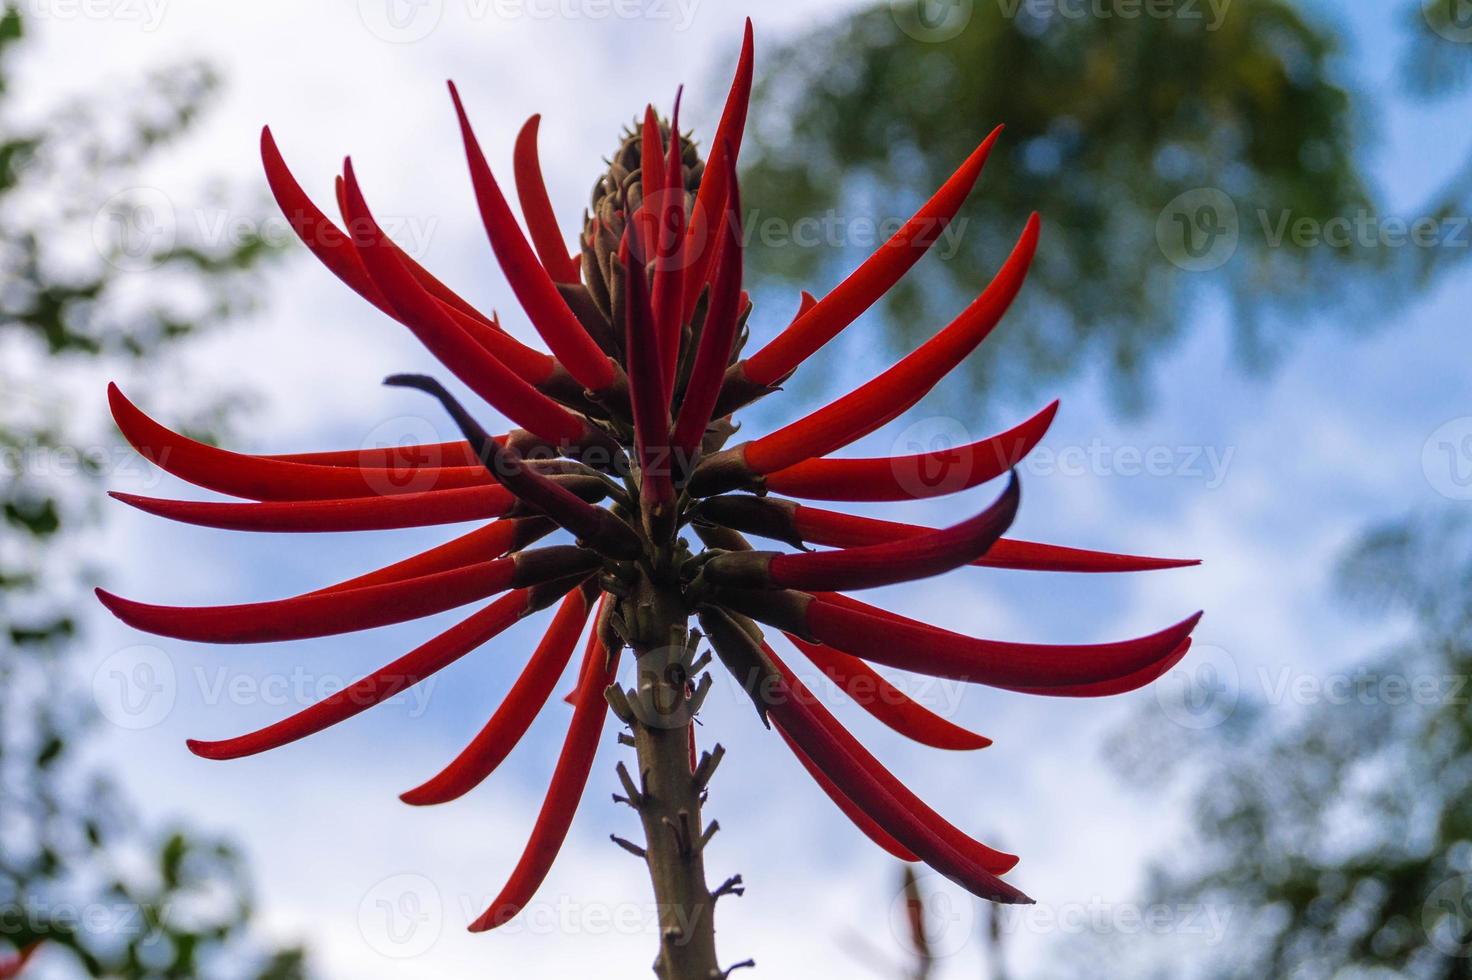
742,127,1004,387
306,518,554,596
653,90,687,392
340,162,589,445
95,556,528,644
679,19,754,322
790,636,991,750
266,441,485,469
513,114,581,284
1004,638,1195,698
622,233,675,508
109,384,494,501
776,723,919,861
108,485,520,532
401,587,592,805
448,83,616,391
328,175,502,333
260,127,392,313
808,592,1202,689
470,603,620,931
790,504,1199,572
742,214,1040,476
670,147,744,463
764,401,1055,502
187,588,540,760
762,644,1027,899
704,474,1018,593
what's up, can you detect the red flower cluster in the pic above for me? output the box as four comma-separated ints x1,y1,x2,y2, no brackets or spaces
98,20,1199,927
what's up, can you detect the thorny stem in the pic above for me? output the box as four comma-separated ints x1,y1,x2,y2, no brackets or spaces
611,569,726,979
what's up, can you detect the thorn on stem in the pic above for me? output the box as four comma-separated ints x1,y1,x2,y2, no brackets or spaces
610,834,648,859
713,874,745,901
605,684,635,723
687,672,714,714
616,761,645,808
693,743,725,790
663,810,694,858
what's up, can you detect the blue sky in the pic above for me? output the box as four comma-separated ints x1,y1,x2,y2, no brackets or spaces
18,0,1472,976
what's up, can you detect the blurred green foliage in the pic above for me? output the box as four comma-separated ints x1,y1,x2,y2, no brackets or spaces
0,5,301,975
1094,509,1472,979
740,0,1470,411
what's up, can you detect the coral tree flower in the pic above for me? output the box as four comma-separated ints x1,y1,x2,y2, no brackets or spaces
99,18,1200,935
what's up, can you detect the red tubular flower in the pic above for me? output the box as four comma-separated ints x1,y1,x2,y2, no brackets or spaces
96,545,597,644
470,606,620,932
679,20,754,324
697,609,1022,897
816,591,1198,691
384,374,641,559
788,635,992,751
620,227,676,514
402,584,595,805
266,440,487,468
761,654,1023,887
761,401,1056,501
689,215,1041,495
693,493,1197,572
339,163,598,448
109,481,605,532
695,472,1019,592
99,18,1202,951
737,127,1004,391
186,585,560,760
514,114,582,284
669,147,744,467
776,724,920,862
653,92,688,394
305,518,556,595
448,83,618,394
